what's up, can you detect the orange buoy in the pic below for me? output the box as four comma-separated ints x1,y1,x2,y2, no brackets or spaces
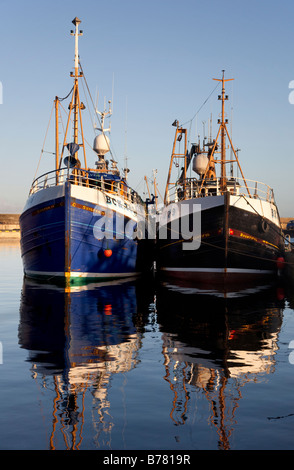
104,304,112,315
104,249,112,258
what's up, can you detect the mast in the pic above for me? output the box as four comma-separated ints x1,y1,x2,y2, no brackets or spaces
71,17,83,163
153,169,158,211
144,176,151,200
164,122,187,204
55,96,59,184
58,18,87,172
198,71,251,197
213,70,233,192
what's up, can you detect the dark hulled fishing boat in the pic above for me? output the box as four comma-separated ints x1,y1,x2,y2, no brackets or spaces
157,72,285,285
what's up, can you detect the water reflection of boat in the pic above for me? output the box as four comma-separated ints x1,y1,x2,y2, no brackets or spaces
18,278,149,449
156,281,284,449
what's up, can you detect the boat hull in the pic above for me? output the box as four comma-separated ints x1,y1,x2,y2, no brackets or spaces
20,182,144,284
157,193,284,286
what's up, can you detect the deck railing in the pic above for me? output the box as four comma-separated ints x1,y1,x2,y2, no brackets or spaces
29,168,142,204
165,176,275,205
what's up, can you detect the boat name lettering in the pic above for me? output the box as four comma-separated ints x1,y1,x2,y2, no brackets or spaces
71,201,104,215
105,195,137,215
229,228,279,249
32,201,64,216
240,232,258,242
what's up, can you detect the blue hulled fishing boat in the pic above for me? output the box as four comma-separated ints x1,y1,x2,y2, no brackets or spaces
20,18,145,285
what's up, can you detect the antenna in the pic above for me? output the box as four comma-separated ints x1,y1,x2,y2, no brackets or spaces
95,98,112,133
123,96,130,180
95,88,99,113
124,96,128,160
112,73,115,113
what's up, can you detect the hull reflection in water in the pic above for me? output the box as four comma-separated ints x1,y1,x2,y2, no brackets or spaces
18,278,149,450
156,280,284,450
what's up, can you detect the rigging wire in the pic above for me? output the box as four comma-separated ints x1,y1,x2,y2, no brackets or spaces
33,103,55,181
33,63,122,183
180,81,221,146
180,81,220,127
80,77,96,135
159,233,286,266
33,86,73,180
58,102,66,135
78,60,118,164
57,85,74,102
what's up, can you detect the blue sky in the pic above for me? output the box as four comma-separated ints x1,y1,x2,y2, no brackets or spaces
0,0,294,216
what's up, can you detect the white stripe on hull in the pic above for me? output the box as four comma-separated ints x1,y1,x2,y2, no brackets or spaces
25,270,140,279
161,267,273,274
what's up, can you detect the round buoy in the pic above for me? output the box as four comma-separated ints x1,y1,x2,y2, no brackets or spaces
104,249,112,258
276,256,285,270
104,304,112,315
276,287,285,300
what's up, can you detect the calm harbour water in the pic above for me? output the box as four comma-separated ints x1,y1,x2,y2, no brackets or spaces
1,241,294,452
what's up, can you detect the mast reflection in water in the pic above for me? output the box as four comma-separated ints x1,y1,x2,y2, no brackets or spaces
18,274,285,450
18,278,149,450
156,281,284,450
